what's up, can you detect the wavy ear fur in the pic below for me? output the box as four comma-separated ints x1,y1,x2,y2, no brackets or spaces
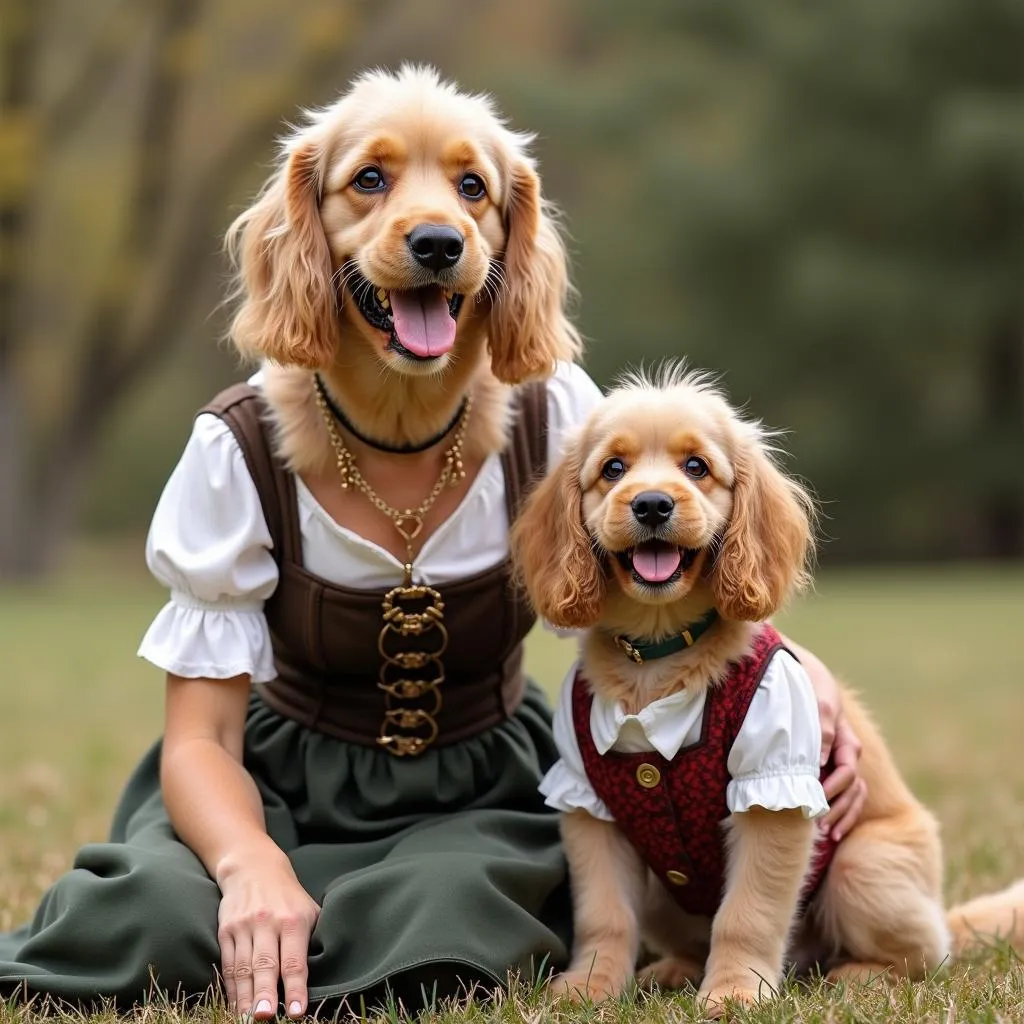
488,158,582,384
511,438,605,629
709,438,815,622
226,141,338,369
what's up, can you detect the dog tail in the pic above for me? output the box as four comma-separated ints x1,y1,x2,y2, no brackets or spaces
947,878,1024,957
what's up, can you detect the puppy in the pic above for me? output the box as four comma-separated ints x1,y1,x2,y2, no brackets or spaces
512,365,1024,1013
225,64,580,473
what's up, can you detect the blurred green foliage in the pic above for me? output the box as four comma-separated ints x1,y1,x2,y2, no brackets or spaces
2,0,1022,575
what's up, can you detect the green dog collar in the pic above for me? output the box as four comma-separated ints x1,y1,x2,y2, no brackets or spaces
612,609,720,665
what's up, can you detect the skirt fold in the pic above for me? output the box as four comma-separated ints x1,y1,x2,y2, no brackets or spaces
0,684,571,1005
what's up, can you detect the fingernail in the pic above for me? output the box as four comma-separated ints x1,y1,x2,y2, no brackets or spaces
255,1000,273,1014
289,1002,302,1016
832,829,842,842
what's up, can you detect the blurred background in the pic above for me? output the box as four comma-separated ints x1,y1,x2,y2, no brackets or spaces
1,0,1022,579
0,0,1023,933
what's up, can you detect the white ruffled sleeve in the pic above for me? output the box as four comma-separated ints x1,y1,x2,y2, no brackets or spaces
726,650,829,818
137,413,279,683
545,360,604,465
538,663,615,821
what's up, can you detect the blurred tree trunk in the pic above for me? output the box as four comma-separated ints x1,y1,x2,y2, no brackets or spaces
0,0,44,577
0,0,204,578
0,0,398,579
23,0,205,577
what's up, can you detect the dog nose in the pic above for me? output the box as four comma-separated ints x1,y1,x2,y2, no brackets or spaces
631,491,675,526
407,224,464,272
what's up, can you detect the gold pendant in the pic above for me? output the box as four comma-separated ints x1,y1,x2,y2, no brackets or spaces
392,514,423,544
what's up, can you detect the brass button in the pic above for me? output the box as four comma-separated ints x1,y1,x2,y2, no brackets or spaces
666,869,689,886
636,763,661,788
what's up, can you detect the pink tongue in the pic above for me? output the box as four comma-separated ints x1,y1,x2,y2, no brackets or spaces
389,288,456,358
631,544,682,583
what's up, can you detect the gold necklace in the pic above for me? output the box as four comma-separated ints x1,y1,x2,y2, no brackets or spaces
313,378,472,582
313,377,473,757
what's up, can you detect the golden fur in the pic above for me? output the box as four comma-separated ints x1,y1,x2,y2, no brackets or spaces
512,365,1024,1012
224,65,581,471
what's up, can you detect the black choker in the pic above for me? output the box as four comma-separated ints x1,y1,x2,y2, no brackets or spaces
313,375,469,455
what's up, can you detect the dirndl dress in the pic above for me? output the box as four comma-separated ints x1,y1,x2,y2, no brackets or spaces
0,366,602,1007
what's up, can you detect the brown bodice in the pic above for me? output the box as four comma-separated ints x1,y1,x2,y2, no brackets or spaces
200,379,549,754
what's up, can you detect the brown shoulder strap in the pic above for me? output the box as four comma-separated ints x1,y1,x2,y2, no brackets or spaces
198,383,301,566
500,380,550,522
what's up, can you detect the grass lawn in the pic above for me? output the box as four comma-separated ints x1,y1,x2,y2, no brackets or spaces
1,552,1022,1021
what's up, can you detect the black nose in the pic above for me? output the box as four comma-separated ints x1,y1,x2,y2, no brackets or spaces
407,224,464,272
631,491,675,526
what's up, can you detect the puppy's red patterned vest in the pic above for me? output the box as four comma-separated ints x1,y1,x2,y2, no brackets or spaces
571,624,836,918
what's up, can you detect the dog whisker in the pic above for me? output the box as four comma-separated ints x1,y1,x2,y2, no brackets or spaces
333,257,360,284
353,276,375,307
333,260,366,305
484,261,509,301
480,262,509,307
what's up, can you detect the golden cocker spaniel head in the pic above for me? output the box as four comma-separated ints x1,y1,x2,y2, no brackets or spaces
512,365,816,631
226,65,580,382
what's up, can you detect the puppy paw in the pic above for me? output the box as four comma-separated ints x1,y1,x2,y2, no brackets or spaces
548,968,625,1003
697,985,760,1019
637,954,704,991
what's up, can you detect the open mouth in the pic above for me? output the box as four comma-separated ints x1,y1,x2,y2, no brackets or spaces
349,272,465,361
616,540,699,588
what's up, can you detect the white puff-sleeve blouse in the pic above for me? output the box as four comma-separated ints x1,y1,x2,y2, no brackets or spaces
538,649,830,820
137,361,603,682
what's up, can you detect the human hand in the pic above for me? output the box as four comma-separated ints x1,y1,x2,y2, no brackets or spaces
785,637,868,842
216,850,320,1019
820,706,867,841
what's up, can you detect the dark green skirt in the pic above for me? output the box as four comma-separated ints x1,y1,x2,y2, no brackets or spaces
0,685,571,1007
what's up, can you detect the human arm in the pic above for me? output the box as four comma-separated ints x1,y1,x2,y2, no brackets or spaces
161,674,319,1020
141,412,316,1018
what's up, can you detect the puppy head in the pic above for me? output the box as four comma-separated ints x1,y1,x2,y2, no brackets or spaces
226,65,580,381
512,366,815,630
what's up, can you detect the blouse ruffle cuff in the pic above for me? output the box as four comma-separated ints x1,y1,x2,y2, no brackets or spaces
727,769,829,819
137,592,277,683
538,760,614,821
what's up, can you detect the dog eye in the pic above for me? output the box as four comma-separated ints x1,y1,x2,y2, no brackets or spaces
684,456,709,479
458,173,486,200
601,458,626,481
352,166,386,192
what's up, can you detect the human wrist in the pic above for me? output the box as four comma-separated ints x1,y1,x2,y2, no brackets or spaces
214,834,290,887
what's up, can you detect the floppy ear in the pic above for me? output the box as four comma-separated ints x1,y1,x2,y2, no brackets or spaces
511,438,605,629
709,438,815,622
488,157,582,384
226,141,338,369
